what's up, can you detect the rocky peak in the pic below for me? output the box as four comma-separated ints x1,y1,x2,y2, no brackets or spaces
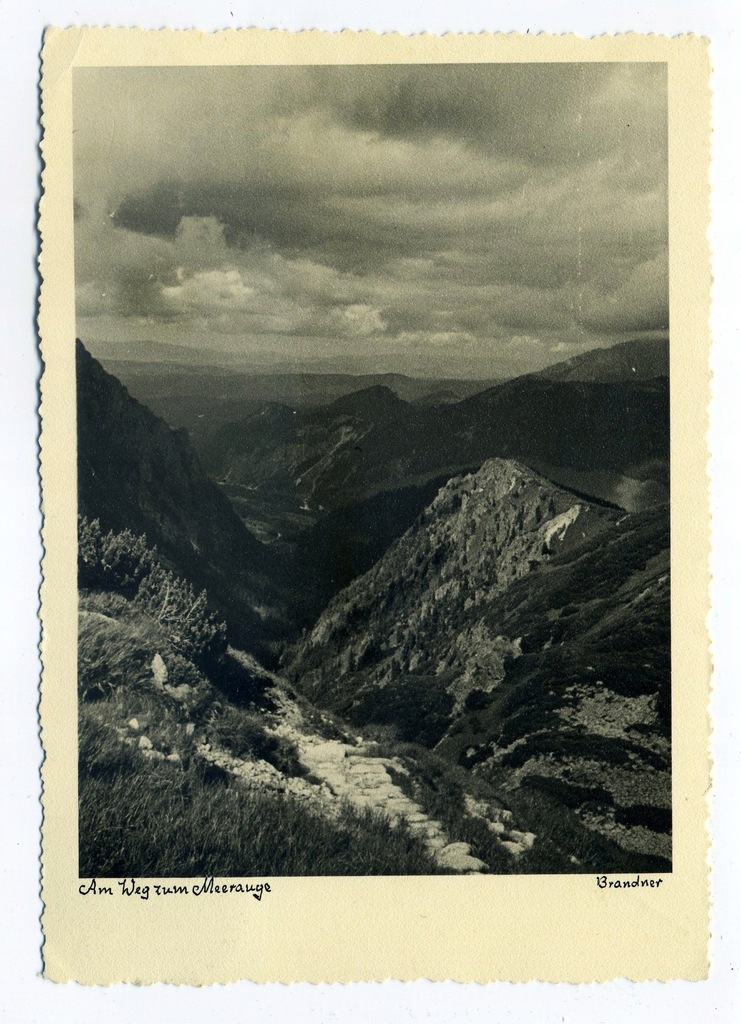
287,459,616,710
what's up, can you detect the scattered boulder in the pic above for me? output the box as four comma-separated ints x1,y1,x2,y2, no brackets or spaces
438,841,472,858
303,741,352,764
499,840,525,857
436,842,487,873
151,653,168,687
127,717,140,732
164,683,193,702
507,829,536,851
138,735,153,751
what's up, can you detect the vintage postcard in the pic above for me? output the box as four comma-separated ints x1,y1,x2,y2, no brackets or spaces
39,28,711,984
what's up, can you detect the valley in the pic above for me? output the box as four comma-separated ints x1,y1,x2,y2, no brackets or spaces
76,335,672,876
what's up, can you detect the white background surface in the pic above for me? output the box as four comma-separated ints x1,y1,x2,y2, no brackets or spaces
0,2,738,1020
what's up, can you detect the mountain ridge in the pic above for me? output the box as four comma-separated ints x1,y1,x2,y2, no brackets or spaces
532,336,668,383
203,372,669,518
286,458,671,868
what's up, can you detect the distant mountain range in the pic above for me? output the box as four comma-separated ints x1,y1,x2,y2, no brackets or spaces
201,338,669,528
532,336,669,383
98,359,499,445
286,458,671,869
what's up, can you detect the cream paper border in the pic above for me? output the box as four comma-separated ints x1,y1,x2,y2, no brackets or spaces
38,28,711,984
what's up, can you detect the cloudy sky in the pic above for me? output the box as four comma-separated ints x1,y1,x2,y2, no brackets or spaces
73,63,668,378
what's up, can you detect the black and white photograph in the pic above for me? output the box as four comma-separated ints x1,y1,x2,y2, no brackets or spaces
73,61,672,878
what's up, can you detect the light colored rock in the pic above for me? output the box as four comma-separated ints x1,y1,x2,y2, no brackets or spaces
438,841,472,858
128,718,140,732
138,735,153,750
436,847,486,873
166,753,182,764
347,762,388,775
151,653,168,686
423,835,449,850
507,829,536,851
302,741,352,764
499,840,525,857
164,683,192,701
185,723,195,737
463,795,490,818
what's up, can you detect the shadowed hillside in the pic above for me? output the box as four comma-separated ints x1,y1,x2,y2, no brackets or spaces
532,337,669,383
76,340,286,655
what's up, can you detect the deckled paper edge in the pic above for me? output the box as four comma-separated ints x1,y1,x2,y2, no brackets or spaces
38,26,712,985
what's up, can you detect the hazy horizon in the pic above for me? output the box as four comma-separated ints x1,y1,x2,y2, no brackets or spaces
74,63,668,378
83,332,668,384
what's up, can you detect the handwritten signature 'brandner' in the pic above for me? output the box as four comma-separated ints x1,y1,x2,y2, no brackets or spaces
596,875,665,889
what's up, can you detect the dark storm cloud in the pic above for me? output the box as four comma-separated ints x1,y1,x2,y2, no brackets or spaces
114,181,324,246
74,63,669,375
112,181,445,281
294,63,667,166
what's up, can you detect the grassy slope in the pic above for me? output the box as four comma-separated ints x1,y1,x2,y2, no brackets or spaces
78,591,441,877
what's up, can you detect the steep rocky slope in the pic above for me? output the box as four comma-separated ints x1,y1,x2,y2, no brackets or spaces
286,459,671,870
77,341,286,654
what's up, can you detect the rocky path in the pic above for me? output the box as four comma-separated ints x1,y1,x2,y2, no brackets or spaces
196,722,488,872
193,686,537,873
120,646,535,873
296,737,488,873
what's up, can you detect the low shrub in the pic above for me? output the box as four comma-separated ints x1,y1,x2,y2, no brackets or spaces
165,650,208,691
78,517,155,597
78,516,227,666
499,729,668,771
487,776,631,873
613,802,672,833
135,564,227,665
348,673,455,747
